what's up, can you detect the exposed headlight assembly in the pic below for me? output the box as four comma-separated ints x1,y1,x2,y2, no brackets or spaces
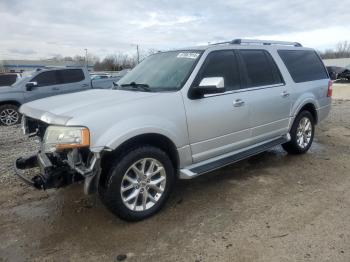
43,126,90,152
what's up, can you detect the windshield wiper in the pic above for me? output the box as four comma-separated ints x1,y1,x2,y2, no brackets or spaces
120,82,152,92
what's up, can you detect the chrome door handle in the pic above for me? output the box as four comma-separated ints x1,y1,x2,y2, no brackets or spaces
82,84,89,87
52,87,60,91
233,99,245,107
281,91,290,97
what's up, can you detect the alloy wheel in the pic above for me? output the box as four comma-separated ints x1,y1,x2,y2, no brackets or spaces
0,108,19,126
120,158,166,211
296,117,312,149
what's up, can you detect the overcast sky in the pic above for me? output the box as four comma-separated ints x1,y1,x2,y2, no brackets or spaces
0,0,349,60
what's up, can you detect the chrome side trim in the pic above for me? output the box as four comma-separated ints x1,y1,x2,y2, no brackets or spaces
203,84,285,98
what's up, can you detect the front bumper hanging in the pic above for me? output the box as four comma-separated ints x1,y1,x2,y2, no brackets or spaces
14,152,72,190
14,150,101,193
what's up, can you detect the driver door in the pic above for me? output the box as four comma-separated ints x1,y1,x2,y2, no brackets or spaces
24,70,63,103
183,50,252,163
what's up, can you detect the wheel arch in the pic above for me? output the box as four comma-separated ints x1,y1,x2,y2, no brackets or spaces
292,101,318,126
298,103,318,124
0,100,21,108
99,133,180,187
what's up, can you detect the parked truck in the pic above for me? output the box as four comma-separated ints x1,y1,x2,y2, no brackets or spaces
0,67,120,126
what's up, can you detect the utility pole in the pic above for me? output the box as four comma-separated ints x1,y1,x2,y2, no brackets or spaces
84,48,88,69
136,44,140,64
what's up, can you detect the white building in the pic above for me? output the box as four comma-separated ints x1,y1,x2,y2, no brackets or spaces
323,58,350,68
0,59,93,73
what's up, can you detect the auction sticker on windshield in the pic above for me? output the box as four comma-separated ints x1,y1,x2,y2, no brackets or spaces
177,52,200,59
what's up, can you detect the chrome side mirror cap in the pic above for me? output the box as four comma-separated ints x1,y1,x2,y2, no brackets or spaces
195,77,225,96
199,77,224,89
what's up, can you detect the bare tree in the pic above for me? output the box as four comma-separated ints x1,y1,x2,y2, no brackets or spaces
93,53,137,71
335,41,350,58
319,41,350,59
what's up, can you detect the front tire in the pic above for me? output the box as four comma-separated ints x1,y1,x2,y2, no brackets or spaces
0,104,21,126
282,110,315,154
99,146,175,221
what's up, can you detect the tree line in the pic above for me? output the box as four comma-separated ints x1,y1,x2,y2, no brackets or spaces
319,41,350,59
49,49,159,71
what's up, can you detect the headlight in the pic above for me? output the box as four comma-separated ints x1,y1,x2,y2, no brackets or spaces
43,126,90,152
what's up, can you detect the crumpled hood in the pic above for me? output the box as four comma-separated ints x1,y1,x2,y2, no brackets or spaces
20,89,159,125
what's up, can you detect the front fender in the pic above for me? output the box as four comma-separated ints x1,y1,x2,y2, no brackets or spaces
91,115,187,152
0,88,24,105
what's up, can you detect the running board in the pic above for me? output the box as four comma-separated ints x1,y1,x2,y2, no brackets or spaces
179,136,289,179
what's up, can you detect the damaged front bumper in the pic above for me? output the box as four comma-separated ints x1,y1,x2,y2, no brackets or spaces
14,149,101,194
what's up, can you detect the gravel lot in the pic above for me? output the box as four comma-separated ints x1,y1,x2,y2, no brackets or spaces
0,83,350,262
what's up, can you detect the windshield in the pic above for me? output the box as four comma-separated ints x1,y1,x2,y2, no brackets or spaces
118,50,202,91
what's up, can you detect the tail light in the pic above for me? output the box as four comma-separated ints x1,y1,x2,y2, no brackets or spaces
327,80,332,97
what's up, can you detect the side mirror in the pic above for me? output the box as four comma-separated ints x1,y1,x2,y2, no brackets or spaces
26,81,38,91
195,77,225,96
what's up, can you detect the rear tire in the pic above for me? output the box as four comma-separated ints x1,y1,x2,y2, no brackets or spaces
0,104,21,126
282,110,315,154
99,145,175,221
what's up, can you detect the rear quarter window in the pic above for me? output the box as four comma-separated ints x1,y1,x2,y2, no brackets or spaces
278,50,328,83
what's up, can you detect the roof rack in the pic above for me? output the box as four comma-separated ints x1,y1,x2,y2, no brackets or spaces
211,39,302,47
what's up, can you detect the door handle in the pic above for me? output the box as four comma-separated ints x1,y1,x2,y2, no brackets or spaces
52,87,60,91
82,84,89,87
281,91,290,97
233,99,245,107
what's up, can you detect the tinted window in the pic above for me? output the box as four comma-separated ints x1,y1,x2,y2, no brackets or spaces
194,50,240,91
239,50,283,88
59,69,85,84
0,74,17,86
32,71,60,86
278,50,328,83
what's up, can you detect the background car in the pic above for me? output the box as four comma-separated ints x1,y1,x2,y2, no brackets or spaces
0,67,119,126
338,68,350,81
326,66,346,80
90,73,112,80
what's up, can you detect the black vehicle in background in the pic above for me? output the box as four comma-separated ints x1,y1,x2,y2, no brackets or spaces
338,68,350,81
0,73,20,86
326,66,350,81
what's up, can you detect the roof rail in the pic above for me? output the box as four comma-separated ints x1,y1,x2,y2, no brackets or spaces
210,41,232,46
231,39,302,47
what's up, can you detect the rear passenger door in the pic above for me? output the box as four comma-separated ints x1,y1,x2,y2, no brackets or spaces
237,49,291,143
57,69,90,94
24,70,63,102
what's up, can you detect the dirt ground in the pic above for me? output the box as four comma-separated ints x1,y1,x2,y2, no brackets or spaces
0,83,350,262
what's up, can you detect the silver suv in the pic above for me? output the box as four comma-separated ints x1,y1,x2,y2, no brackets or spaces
15,39,332,221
